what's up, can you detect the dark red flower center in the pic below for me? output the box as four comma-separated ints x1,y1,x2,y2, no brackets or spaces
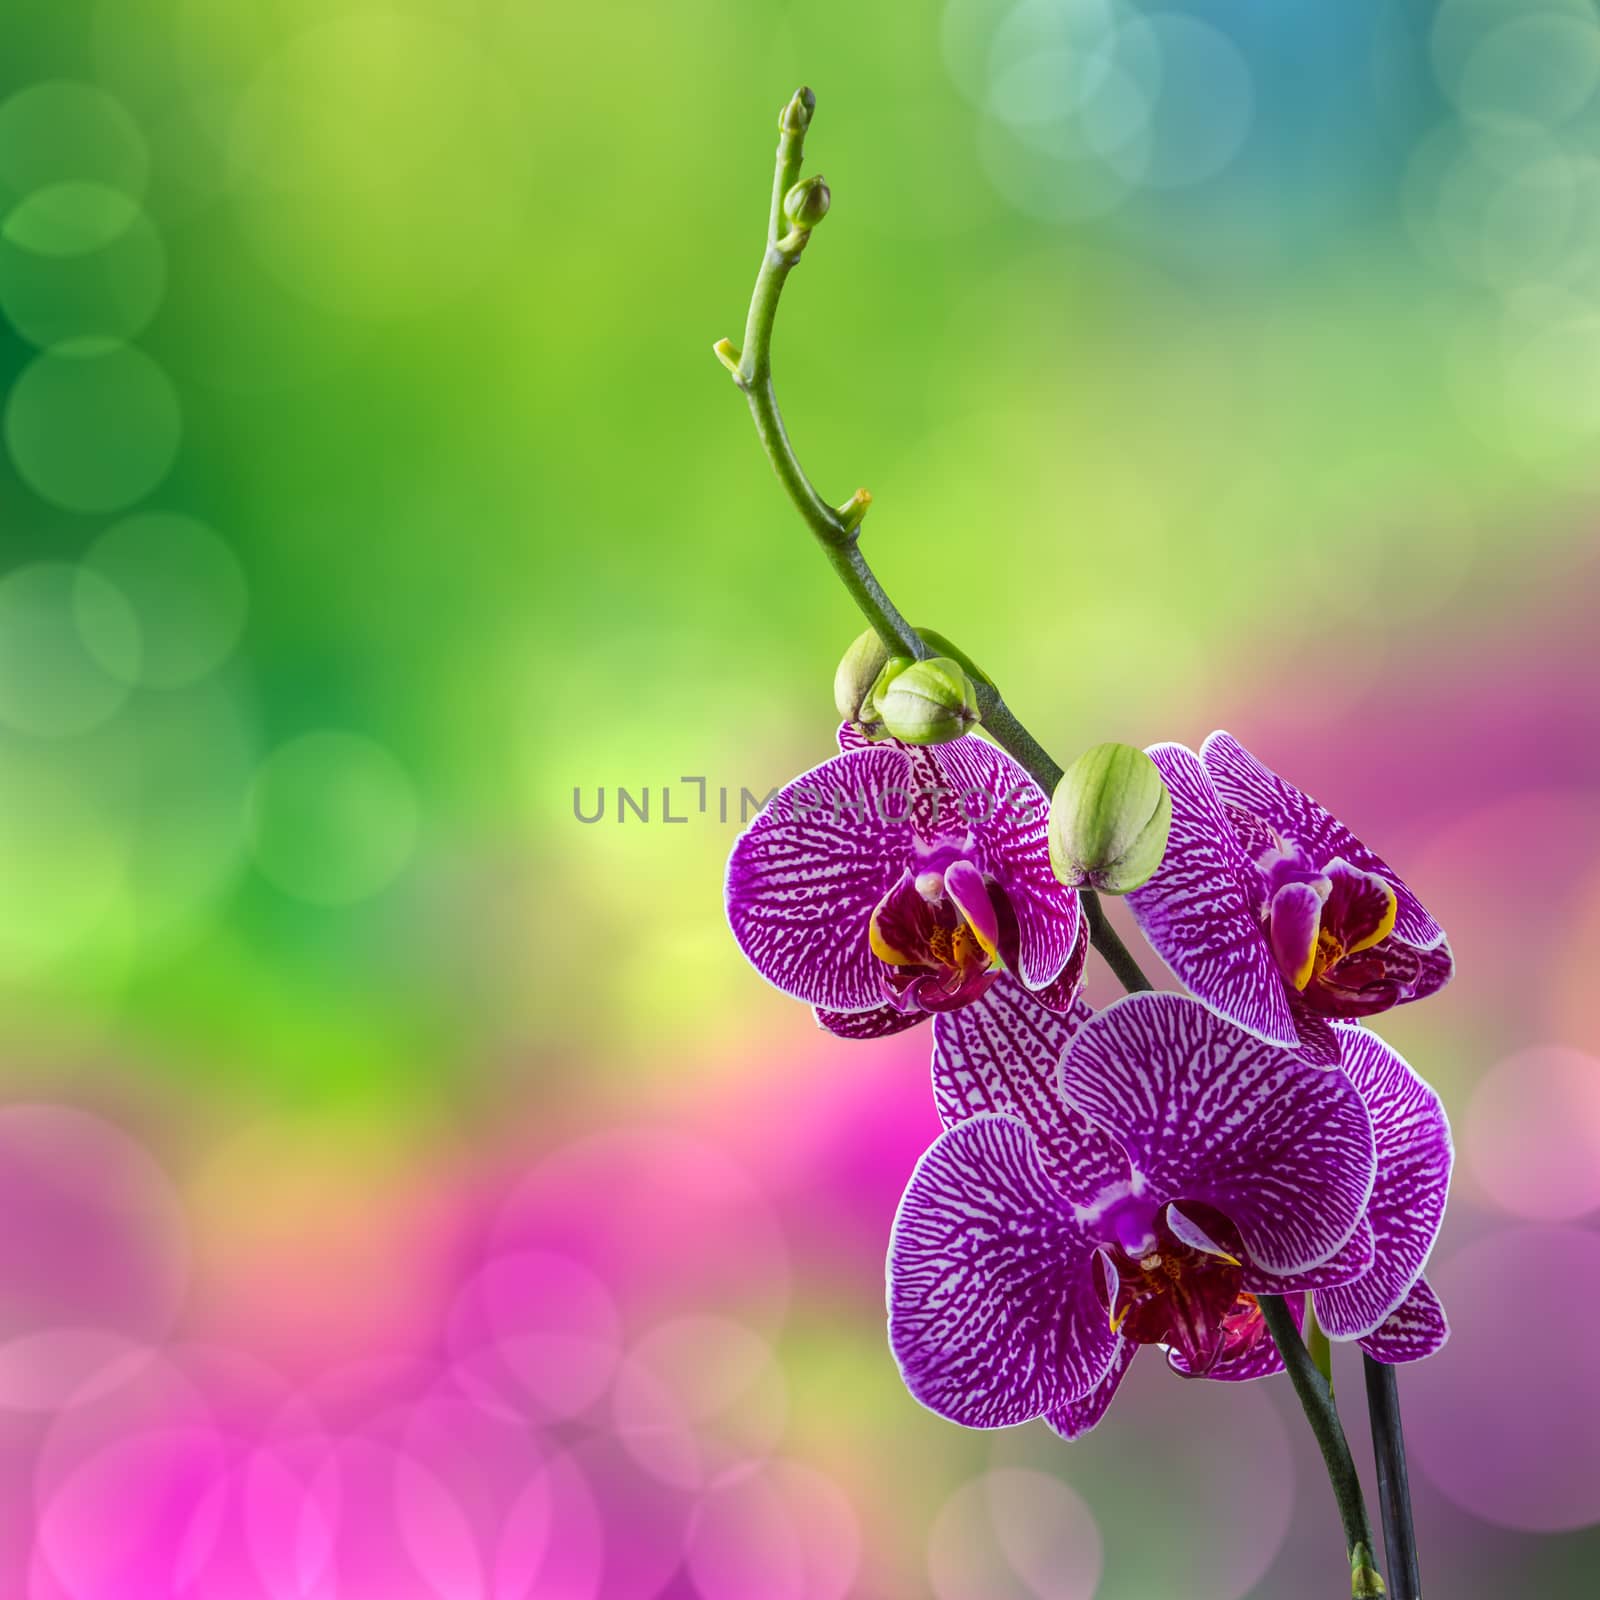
868,858,1011,1014
1251,837,1407,1019
1094,1202,1267,1376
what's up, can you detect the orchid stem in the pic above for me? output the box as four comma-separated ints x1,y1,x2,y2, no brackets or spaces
1364,1355,1420,1599
715,85,1153,998
1259,1295,1385,1597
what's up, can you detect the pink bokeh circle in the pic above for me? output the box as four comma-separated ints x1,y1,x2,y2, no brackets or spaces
0,1105,187,1409
35,1422,228,1599
990,1352,1294,1599
1408,1224,1600,1531
491,1129,790,1335
611,1314,787,1491
926,1468,1102,1600
1464,1046,1600,1220
446,1249,622,1423
685,1457,861,1600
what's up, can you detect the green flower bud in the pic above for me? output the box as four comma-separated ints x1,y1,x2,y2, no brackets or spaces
1048,743,1171,894
834,628,893,725
780,86,816,134
875,657,981,746
858,653,913,738
783,175,831,231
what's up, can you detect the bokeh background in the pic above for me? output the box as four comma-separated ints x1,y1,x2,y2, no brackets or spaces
1,0,1598,1594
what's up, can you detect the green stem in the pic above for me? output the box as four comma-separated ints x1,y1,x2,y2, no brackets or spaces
716,86,1153,998
1259,1296,1386,1597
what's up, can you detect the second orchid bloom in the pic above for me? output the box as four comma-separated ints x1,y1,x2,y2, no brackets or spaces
889,980,1450,1437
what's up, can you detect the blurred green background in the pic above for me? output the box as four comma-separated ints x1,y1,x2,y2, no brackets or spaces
3,1,1600,1595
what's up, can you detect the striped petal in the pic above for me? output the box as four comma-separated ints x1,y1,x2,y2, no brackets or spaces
1044,1337,1139,1440
815,1003,925,1041
1126,745,1298,1050
1060,993,1376,1276
932,975,1124,1210
888,1113,1115,1428
1200,731,1447,953
1314,1027,1453,1340
726,745,916,1012
1358,1277,1449,1364
1243,1218,1375,1295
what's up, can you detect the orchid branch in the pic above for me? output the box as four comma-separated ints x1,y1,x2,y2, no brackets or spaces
1259,1295,1386,1598
714,86,1391,1599
712,85,1153,999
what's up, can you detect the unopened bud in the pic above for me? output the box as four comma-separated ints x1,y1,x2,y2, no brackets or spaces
780,86,816,134
783,175,831,230
875,657,981,745
834,628,893,726
1048,743,1171,894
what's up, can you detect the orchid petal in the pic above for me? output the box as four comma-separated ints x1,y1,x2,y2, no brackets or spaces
1060,993,1376,1275
1200,731,1446,952
1242,1218,1375,1295
1358,1277,1449,1364
1025,916,1089,1016
888,1113,1115,1428
1044,1338,1139,1441
726,746,913,1012
944,859,1000,957
1268,882,1323,991
1409,937,1455,1003
932,975,1123,1210
1314,1027,1453,1340
1127,745,1298,1050
1285,994,1343,1068
1166,1203,1242,1263
814,1003,925,1041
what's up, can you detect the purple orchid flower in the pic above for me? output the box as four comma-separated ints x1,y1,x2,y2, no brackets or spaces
726,729,1085,1039
1126,732,1453,1066
1054,1015,1454,1432
888,985,1379,1432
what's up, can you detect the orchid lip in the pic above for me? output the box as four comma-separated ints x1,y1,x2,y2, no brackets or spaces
1092,1200,1254,1374
868,857,1008,1016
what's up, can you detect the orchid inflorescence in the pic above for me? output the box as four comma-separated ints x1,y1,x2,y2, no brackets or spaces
715,88,1451,1600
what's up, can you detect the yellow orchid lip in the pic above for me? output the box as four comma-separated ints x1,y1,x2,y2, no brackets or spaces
1345,881,1397,957
1289,938,1318,993
868,911,914,967
868,863,1003,976
1273,864,1399,994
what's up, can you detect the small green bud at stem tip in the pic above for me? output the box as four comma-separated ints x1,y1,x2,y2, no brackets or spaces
837,487,871,532
713,338,742,376
875,657,981,745
1048,743,1172,895
783,175,831,230
780,86,816,133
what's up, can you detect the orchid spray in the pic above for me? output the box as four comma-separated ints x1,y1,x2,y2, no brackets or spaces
714,89,1449,1600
